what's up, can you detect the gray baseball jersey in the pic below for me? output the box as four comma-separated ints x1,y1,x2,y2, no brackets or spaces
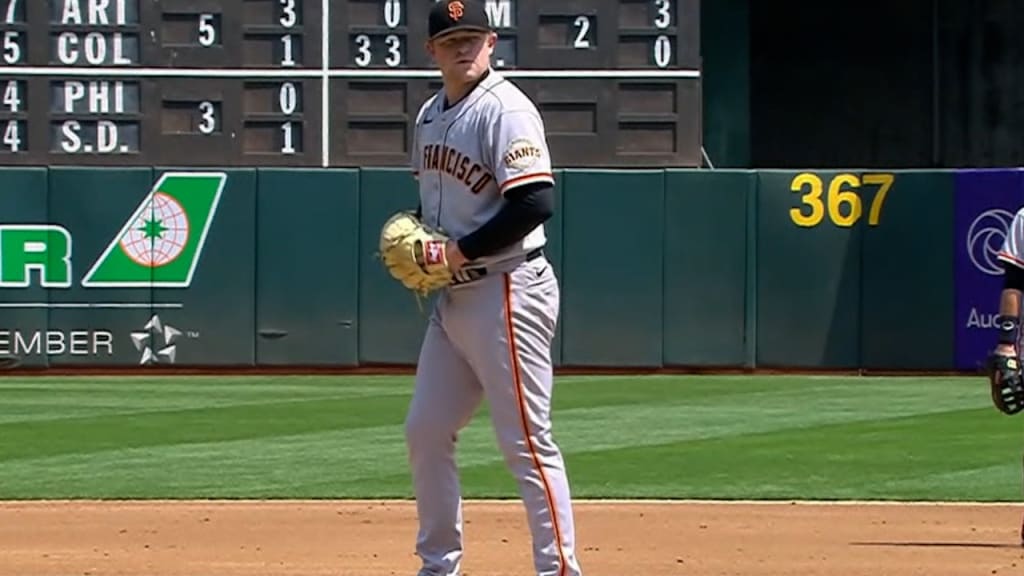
412,70,553,268
404,69,584,576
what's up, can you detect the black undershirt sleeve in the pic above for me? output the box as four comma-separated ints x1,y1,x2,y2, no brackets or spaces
1005,261,1024,291
456,182,554,261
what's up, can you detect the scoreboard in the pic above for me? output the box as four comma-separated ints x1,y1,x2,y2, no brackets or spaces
0,0,701,168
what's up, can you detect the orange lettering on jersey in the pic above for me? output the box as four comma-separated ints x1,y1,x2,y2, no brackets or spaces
421,143,493,193
464,164,480,187
422,144,434,171
456,156,471,180
503,138,544,170
445,147,460,174
471,172,494,194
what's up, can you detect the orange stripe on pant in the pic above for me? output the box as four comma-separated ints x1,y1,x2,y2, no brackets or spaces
503,273,567,576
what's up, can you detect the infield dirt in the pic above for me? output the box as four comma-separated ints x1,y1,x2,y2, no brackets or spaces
1,500,1022,575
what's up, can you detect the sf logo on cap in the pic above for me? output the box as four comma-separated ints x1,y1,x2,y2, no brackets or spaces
448,1,465,20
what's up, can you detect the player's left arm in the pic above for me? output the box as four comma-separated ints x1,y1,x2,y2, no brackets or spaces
490,109,555,194
989,260,1024,415
995,209,1024,353
987,214,1024,416
455,182,554,260
452,110,555,261
996,264,1024,355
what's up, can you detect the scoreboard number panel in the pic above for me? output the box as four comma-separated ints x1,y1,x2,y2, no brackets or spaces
0,0,701,167
615,78,701,163
149,0,324,69
157,78,237,161
153,1,234,68
329,77,440,166
521,0,607,68
242,78,322,165
615,0,697,69
331,0,418,70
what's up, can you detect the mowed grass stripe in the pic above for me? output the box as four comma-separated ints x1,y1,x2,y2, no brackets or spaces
0,377,413,404
455,407,1024,501
546,375,987,410
2,378,1016,500
0,383,411,425
0,375,988,428
307,406,1022,501
0,425,414,499
0,400,971,497
0,375,1016,500
864,463,1023,500
0,395,412,461
0,375,986,467
0,375,415,391
0,376,418,458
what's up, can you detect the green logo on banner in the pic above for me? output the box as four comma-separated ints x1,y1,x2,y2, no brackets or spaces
82,172,226,288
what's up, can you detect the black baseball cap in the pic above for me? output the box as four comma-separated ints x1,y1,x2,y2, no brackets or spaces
429,0,493,40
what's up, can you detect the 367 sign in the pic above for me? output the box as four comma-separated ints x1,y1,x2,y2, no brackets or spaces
789,172,895,228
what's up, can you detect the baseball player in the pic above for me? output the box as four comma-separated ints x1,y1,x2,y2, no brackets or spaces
401,1,584,575
989,209,1024,546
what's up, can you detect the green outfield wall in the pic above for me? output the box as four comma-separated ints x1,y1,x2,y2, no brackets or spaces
0,166,996,372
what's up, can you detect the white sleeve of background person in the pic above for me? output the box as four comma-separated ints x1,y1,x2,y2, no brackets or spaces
488,108,555,194
998,207,1024,269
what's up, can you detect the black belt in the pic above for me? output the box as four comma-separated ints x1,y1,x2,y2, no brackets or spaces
451,249,543,285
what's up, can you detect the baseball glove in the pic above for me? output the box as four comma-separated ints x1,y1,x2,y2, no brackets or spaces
987,352,1024,415
378,210,453,296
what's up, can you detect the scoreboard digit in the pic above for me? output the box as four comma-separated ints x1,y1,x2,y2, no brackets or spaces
334,0,410,69
2,0,26,67
0,1,24,157
1,78,26,154
243,79,313,158
0,0,702,167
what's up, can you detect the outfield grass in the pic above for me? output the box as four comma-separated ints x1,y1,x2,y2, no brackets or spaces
0,374,1021,501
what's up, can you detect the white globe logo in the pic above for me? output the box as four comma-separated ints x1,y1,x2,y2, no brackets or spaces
967,208,1014,276
119,192,190,267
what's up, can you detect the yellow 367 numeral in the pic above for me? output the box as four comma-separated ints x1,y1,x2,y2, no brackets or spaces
789,172,894,228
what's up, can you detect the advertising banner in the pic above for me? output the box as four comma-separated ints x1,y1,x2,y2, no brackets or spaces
0,170,252,368
954,169,1024,371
